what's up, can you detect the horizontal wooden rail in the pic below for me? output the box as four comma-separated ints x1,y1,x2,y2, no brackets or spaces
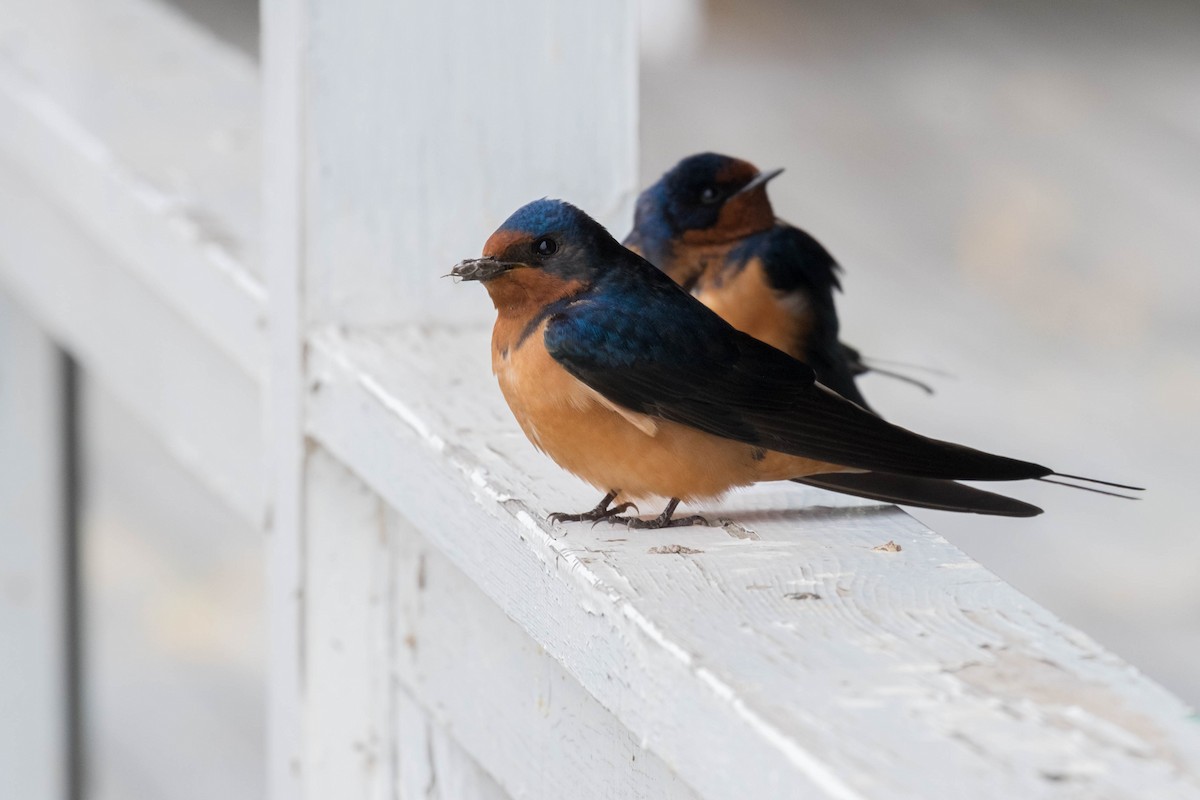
0,0,266,521
307,323,1200,799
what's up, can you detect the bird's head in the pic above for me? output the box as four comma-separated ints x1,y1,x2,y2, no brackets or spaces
634,152,782,245
451,199,625,307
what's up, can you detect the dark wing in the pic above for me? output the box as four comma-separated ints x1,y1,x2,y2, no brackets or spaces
793,474,1042,517
806,341,872,410
744,225,871,408
545,283,1049,482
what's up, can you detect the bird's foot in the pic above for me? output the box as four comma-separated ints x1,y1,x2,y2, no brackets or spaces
603,498,710,529
608,513,710,529
548,491,637,525
549,504,637,524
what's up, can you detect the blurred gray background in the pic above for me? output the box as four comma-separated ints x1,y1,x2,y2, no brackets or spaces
637,0,1199,710
81,0,1198,797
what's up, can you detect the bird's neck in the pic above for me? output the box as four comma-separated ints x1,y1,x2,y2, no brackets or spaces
485,270,588,356
683,190,775,246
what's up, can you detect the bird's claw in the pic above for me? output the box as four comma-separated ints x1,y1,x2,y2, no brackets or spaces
605,513,711,530
548,501,638,525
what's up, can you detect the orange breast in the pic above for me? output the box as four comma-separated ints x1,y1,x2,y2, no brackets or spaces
491,321,850,502
695,257,811,360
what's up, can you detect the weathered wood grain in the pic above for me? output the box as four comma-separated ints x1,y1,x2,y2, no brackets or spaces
308,324,1200,799
394,690,510,800
306,446,702,798
388,484,701,800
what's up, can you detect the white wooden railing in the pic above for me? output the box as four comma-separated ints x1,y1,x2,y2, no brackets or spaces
1,1,1198,798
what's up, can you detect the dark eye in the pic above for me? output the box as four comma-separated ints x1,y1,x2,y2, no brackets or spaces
533,237,557,256
699,186,719,205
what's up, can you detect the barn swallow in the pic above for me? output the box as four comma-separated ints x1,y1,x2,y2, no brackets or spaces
451,199,1139,528
625,152,932,409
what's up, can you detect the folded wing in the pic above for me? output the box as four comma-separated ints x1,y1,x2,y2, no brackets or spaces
545,287,1050,482
793,473,1042,517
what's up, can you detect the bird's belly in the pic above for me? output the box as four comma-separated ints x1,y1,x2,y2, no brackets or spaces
697,259,810,360
494,341,762,502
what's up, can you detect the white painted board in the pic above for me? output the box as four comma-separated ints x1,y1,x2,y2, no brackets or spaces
0,157,264,524
299,0,638,326
0,290,66,800
0,0,265,375
305,445,700,799
308,324,1200,799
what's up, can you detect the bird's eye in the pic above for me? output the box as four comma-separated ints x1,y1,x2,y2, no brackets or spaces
699,186,719,205
533,237,557,256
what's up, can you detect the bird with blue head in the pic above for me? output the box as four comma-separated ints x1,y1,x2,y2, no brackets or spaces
451,198,1139,528
626,152,935,410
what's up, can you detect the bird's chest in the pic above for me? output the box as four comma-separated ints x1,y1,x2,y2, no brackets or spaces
696,257,812,360
492,322,603,452
488,311,783,502
663,242,731,291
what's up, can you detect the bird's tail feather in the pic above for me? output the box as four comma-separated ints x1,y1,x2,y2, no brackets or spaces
841,344,945,395
793,473,1043,517
1038,474,1143,499
859,365,936,396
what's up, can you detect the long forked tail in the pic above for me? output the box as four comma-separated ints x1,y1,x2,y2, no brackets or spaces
841,343,948,396
793,473,1043,517
1039,473,1144,499
860,365,936,396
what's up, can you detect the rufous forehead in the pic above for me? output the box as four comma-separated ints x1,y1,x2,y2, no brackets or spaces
715,159,759,184
483,229,528,258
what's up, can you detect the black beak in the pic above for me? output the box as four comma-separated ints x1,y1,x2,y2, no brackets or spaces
449,257,519,282
734,167,784,197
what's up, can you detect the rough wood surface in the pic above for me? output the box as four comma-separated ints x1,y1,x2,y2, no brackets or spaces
393,690,510,800
308,323,1200,799
306,446,701,799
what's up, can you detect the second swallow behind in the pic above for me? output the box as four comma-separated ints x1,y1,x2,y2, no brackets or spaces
626,152,937,408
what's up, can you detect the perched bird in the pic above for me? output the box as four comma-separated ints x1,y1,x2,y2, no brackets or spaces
625,152,930,409
451,199,1138,528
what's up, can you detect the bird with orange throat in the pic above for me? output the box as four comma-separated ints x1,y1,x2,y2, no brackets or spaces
626,152,935,410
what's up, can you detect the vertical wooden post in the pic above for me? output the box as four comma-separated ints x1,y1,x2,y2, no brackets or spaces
262,1,637,796
261,0,306,797
298,0,638,327
0,291,69,800
303,450,394,798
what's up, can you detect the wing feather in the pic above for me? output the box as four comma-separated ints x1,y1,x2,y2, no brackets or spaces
545,287,1049,482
